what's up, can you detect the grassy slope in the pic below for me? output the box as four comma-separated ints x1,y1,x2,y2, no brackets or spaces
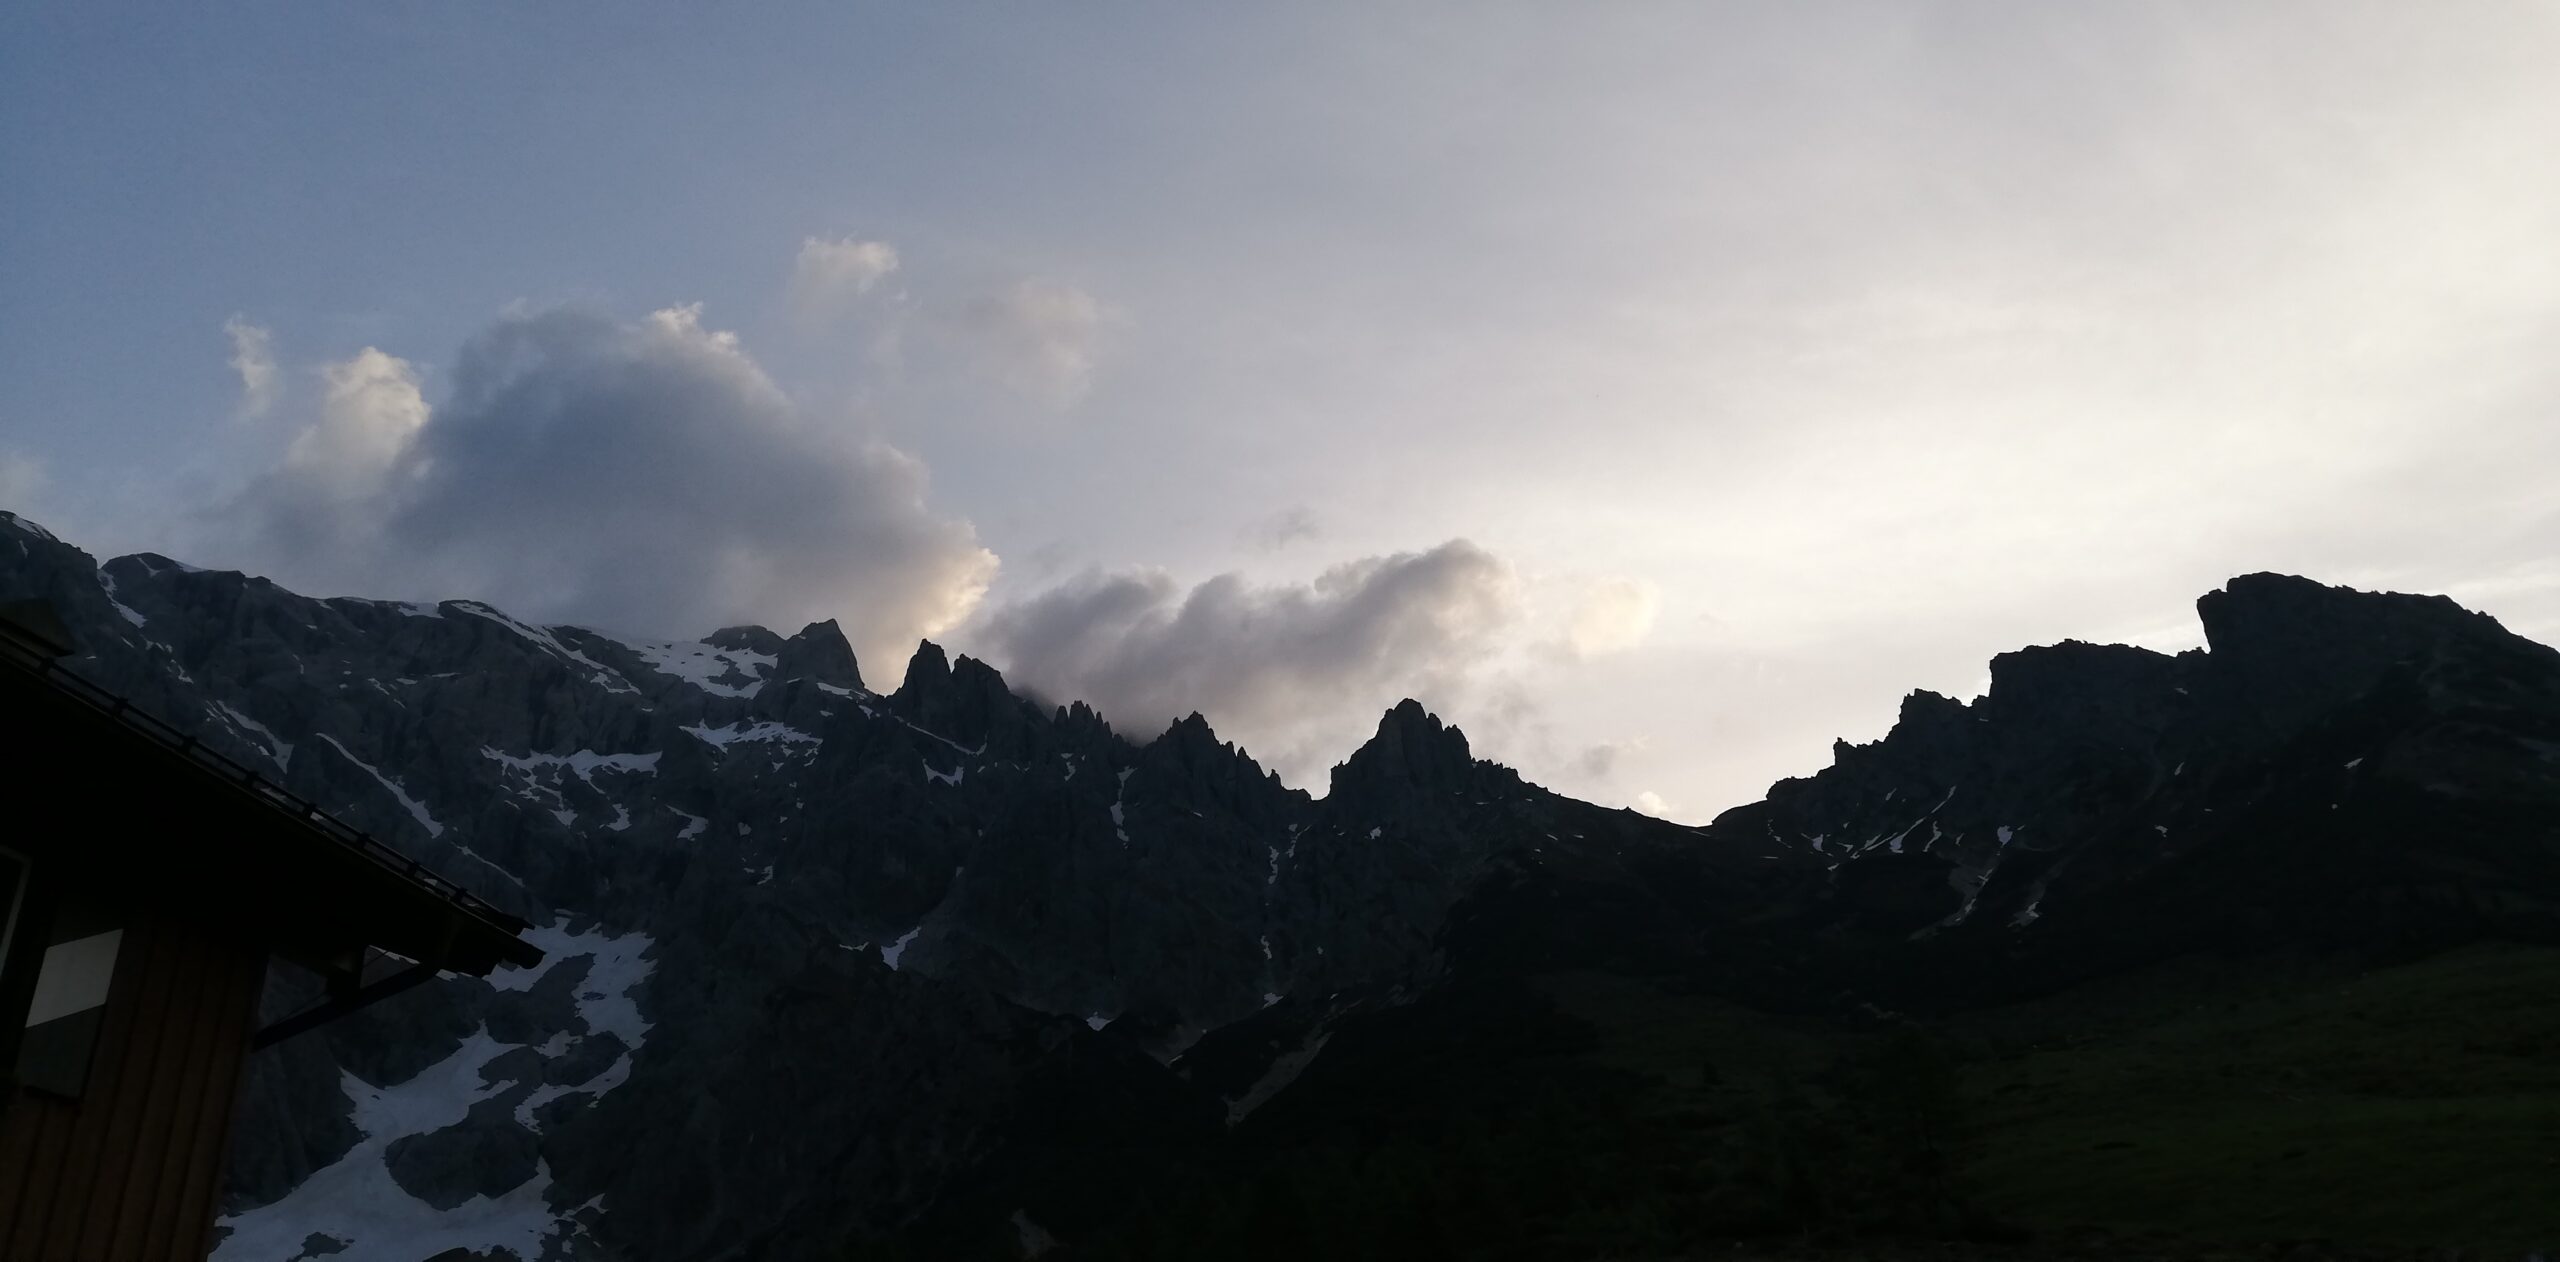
1537,945,2560,1254
1961,945,2560,1250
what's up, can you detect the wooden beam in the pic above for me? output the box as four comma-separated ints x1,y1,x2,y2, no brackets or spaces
248,960,438,1051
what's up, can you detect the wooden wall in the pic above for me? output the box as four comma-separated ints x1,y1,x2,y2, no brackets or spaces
0,905,268,1262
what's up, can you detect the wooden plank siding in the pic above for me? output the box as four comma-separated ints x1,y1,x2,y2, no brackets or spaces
0,906,267,1262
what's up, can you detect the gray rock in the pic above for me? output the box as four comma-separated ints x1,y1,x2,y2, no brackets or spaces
383,1090,542,1211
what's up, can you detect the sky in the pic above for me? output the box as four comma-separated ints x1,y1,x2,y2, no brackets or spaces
5,3,2557,820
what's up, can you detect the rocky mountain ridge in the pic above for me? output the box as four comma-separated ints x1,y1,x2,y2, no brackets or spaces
5,510,1748,1260
7,508,2557,1259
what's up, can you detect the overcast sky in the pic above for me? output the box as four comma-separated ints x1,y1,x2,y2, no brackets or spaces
5,3,2556,819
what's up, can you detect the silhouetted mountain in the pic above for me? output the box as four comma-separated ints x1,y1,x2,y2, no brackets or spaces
6,509,2554,1259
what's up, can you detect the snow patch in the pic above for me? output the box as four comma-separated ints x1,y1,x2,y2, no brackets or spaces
1227,1031,1333,1125
2011,886,2047,927
213,702,293,771
316,735,443,838
923,760,965,786
482,748,662,782
683,720,820,750
881,925,922,971
492,921,655,1048
97,568,147,627
492,920,655,1130
451,602,636,694
615,636,777,698
210,1031,574,1262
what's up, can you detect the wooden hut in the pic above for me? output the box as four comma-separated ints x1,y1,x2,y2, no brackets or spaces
0,601,539,1261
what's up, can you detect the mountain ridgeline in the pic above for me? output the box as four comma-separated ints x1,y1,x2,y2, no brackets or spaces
4,509,2556,1259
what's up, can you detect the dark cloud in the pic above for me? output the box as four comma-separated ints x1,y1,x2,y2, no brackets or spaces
1571,742,1624,780
207,305,994,666
975,540,1520,758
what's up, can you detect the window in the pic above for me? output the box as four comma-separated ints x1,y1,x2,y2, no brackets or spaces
17,893,121,1099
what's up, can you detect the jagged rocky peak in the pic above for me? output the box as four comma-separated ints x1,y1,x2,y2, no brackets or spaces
705,624,790,657
1982,639,2183,708
1152,711,1223,755
118,550,221,579
891,638,1043,757
774,618,862,690
1974,639,2192,747
1053,698,1113,743
1138,712,1299,823
899,637,952,694
2200,571,2501,656
1897,688,1969,727
2197,572,2549,717
1329,698,1478,802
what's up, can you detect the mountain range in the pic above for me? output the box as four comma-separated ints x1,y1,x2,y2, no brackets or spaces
4,508,2555,1260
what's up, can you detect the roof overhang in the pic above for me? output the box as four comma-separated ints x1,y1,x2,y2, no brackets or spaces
1,624,540,978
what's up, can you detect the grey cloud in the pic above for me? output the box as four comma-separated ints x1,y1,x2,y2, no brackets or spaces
788,236,900,322
959,277,1107,405
223,315,278,418
1571,742,1625,780
207,304,995,669
975,539,1520,769
1242,506,1322,551
1565,735,1655,788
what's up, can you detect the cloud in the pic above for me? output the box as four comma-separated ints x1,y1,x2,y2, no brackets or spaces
224,315,278,418
961,277,1107,405
1571,738,1644,781
1632,790,1674,820
789,236,900,320
1563,576,1660,658
976,539,1521,772
208,303,995,669
1242,506,1321,551
290,347,428,486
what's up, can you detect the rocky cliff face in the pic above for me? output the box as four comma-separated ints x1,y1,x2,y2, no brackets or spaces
7,509,2557,1260
6,509,1747,1261
1700,572,2560,1008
